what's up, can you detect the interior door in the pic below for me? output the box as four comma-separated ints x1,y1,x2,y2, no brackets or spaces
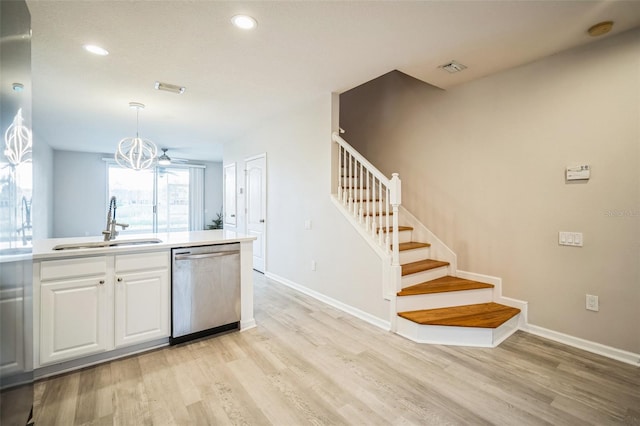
245,154,266,272
223,163,237,227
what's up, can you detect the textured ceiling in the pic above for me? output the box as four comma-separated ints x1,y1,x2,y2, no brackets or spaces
25,0,640,162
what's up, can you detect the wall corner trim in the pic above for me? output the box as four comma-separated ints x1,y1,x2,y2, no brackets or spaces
522,324,640,367
264,271,392,331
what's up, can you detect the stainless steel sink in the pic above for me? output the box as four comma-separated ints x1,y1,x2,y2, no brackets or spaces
52,238,162,251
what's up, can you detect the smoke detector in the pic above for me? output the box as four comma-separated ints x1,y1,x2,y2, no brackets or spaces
439,61,467,74
588,21,613,37
154,81,186,95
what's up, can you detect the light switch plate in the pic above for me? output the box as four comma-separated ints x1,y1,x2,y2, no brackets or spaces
559,231,583,247
586,294,599,311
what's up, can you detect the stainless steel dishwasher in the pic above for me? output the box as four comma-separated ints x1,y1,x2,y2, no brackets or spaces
170,243,241,345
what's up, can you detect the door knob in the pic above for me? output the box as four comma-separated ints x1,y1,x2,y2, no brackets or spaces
259,219,265,223
117,277,123,282
98,280,105,285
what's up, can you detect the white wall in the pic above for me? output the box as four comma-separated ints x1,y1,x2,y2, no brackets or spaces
52,150,106,238
32,136,53,239
204,161,223,228
224,95,388,322
340,29,640,353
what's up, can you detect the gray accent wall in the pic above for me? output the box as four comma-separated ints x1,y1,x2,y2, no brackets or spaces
53,151,106,238
340,29,640,353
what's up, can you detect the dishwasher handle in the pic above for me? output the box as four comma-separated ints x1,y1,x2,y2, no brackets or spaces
174,250,240,261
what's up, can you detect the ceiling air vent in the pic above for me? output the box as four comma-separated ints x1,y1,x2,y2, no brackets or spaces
154,81,186,94
439,61,467,74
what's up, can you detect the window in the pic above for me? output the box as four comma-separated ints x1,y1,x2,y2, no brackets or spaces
107,164,201,233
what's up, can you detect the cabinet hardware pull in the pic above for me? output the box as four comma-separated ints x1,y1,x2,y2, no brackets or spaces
99,280,105,285
174,251,240,261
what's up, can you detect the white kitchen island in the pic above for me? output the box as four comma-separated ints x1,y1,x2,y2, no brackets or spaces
32,230,256,377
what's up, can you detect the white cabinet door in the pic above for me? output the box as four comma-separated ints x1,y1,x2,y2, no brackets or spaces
114,269,169,348
0,288,24,376
40,277,110,365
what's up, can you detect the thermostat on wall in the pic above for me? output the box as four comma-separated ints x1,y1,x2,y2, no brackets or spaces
566,165,590,181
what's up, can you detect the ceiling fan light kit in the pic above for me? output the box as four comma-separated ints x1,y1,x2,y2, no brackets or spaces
158,148,171,166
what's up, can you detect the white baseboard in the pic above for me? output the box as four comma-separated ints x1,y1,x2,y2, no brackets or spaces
265,272,391,331
523,323,640,367
240,319,257,331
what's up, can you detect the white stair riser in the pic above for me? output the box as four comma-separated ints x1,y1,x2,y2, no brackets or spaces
374,229,411,244
401,265,449,287
352,200,389,210
396,288,493,312
399,247,431,264
398,230,412,244
340,177,371,187
396,314,520,348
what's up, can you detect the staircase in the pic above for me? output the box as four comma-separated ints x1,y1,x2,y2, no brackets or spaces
332,132,521,348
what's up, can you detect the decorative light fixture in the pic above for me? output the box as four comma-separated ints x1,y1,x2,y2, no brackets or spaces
231,14,257,30
115,102,158,170
154,81,186,95
83,44,109,56
158,148,171,166
3,108,32,166
588,21,614,37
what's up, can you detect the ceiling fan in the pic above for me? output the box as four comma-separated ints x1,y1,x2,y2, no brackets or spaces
157,148,188,166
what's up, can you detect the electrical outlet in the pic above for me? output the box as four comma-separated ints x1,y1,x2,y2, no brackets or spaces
586,294,599,312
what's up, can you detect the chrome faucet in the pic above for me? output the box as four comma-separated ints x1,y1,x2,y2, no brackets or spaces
102,196,129,241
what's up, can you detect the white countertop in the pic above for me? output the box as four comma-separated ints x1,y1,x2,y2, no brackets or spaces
32,230,256,260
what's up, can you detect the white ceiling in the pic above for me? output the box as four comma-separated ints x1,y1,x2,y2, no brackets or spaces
25,1,640,162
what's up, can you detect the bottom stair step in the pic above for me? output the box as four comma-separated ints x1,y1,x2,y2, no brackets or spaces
398,302,520,328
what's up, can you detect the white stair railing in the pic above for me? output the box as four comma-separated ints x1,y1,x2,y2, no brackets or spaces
332,132,401,269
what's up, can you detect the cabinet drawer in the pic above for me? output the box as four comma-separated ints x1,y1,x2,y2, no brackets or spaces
41,257,108,281
115,251,168,273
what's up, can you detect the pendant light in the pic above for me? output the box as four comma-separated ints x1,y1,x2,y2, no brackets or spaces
3,108,32,166
115,102,158,170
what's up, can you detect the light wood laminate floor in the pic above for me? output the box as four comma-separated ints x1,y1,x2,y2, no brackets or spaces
35,272,640,425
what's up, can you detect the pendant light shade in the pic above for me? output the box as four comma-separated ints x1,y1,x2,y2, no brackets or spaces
115,102,158,170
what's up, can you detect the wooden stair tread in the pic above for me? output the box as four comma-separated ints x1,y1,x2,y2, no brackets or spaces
378,226,412,234
396,241,431,251
401,259,449,276
398,302,520,328
398,276,493,296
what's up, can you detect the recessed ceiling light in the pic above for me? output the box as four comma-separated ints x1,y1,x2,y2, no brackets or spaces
231,15,257,30
83,44,109,56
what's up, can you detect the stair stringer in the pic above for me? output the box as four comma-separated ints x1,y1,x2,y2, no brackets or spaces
329,194,399,305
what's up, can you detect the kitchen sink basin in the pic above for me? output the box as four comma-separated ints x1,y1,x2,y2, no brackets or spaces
52,238,162,251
